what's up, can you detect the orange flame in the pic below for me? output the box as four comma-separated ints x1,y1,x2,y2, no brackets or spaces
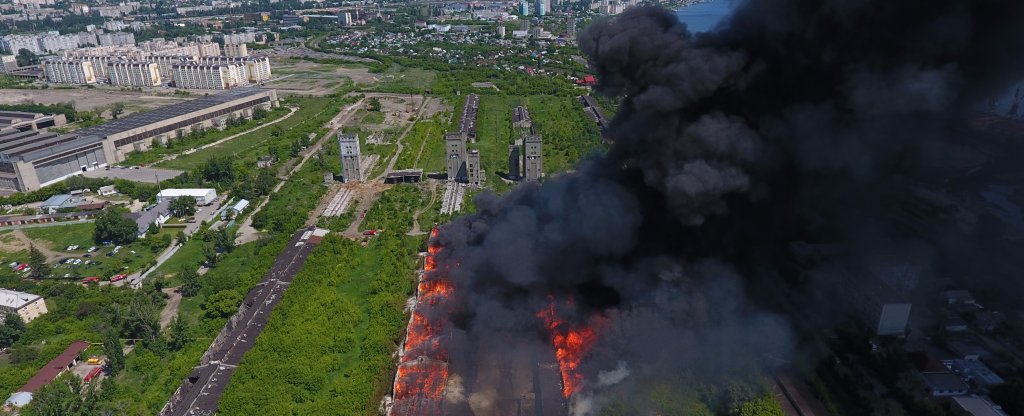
391,228,452,416
537,301,603,399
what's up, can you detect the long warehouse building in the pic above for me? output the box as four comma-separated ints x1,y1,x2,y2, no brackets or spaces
0,88,278,192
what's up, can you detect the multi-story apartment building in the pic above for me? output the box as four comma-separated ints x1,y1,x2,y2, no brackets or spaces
38,33,79,53
0,34,43,55
107,61,161,86
43,59,97,84
97,32,135,46
147,55,192,80
172,63,241,90
223,43,248,57
198,56,271,83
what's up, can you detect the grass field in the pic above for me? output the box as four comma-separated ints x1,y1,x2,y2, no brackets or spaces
370,64,437,93
121,107,291,166
22,222,96,250
470,94,606,194
158,96,345,171
218,185,424,415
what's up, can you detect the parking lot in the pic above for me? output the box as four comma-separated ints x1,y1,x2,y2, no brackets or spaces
82,166,185,183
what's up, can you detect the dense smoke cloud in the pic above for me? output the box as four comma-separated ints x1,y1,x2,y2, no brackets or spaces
431,0,1024,413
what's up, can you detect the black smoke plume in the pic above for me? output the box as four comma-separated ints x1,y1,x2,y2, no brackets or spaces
430,0,1024,413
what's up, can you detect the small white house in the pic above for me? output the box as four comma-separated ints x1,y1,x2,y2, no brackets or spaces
156,188,218,206
0,288,48,323
98,185,117,196
223,199,249,219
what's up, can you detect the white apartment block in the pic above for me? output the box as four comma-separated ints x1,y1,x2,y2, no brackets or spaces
43,59,97,84
223,32,257,45
38,33,79,53
197,42,220,57
147,55,192,79
80,55,119,79
223,43,248,57
199,56,271,83
0,288,48,323
107,61,161,86
98,32,135,46
0,34,43,55
172,63,241,90
0,55,17,72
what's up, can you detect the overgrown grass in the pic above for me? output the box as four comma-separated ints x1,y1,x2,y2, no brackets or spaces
218,185,424,415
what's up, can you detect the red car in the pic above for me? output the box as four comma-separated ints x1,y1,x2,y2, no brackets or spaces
362,230,377,236
13,263,27,272
81,277,101,284
83,367,102,383
109,274,127,282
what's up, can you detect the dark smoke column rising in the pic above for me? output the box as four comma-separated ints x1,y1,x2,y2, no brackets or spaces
430,0,1024,414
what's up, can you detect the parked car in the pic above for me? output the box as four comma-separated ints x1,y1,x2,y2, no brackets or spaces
109,274,127,282
81,277,100,284
362,230,377,236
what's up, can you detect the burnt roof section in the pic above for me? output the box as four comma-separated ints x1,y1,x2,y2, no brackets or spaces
18,340,90,393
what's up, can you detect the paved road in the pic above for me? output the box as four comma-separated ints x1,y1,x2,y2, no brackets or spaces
129,198,231,288
160,228,322,416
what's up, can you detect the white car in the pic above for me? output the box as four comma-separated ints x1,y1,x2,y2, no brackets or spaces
87,246,97,252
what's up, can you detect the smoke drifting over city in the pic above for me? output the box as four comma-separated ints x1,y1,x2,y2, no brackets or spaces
430,0,1024,413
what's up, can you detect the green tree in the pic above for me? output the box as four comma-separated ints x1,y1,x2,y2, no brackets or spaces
15,48,38,67
0,313,26,348
147,221,160,236
27,244,50,278
109,102,125,120
121,296,158,341
176,230,187,245
22,373,91,416
214,227,236,253
168,317,189,350
202,242,219,267
367,97,382,111
169,195,197,217
202,155,235,183
179,266,201,297
93,208,138,244
204,290,242,318
734,395,785,416
102,330,125,377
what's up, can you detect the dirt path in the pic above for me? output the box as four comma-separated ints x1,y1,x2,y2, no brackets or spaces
407,180,438,236
375,97,432,181
411,121,437,169
236,98,366,245
160,287,183,331
149,106,299,167
10,229,69,262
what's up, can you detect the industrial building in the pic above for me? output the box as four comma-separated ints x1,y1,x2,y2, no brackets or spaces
512,106,532,129
523,132,543,181
445,132,467,181
156,188,218,205
338,133,362,183
0,111,66,132
457,94,480,142
0,88,278,192
466,150,482,187
3,340,90,409
508,144,521,179
42,59,97,84
0,288,48,323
